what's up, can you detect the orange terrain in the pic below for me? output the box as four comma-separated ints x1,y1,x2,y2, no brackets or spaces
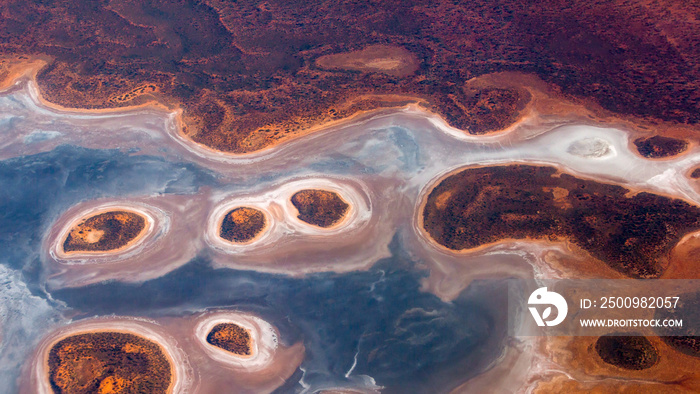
62,211,146,253
219,207,267,243
291,189,349,228
206,323,253,356
3,1,700,153
48,332,171,394
422,165,700,278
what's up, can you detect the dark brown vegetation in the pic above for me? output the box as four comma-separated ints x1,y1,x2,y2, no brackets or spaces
691,168,700,179
48,332,171,393
206,323,252,356
662,337,700,358
62,211,146,253
422,165,700,278
291,189,349,228
219,207,266,243
595,335,659,370
2,1,699,153
451,87,530,135
633,136,689,158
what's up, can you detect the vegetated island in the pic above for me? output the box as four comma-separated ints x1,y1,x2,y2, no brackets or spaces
62,210,146,254
595,335,659,370
291,189,349,228
421,164,700,278
206,323,253,357
633,135,689,158
219,207,266,243
691,168,700,179
48,331,171,393
7,1,700,153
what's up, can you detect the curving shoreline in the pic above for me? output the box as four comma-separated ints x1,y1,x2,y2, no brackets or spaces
2,61,698,165
5,60,700,393
49,202,160,263
57,208,151,257
217,206,270,244
415,158,700,252
283,183,358,231
42,195,203,289
193,312,279,372
204,176,384,275
28,318,192,394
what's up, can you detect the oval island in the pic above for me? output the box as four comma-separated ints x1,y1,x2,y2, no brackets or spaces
61,210,147,254
633,135,688,159
594,335,659,370
691,168,700,179
290,189,349,228
206,323,253,357
194,312,279,372
48,331,172,393
219,207,267,244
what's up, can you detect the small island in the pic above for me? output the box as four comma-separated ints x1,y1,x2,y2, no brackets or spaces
48,331,171,393
291,189,350,228
219,207,267,243
206,323,253,357
595,335,658,370
633,135,688,159
62,210,147,253
691,168,700,179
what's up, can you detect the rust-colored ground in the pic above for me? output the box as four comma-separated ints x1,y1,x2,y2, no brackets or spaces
2,0,699,153
422,165,700,278
205,323,252,356
594,335,659,370
0,55,48,90
219,207,266,243
633,136,689,159
48,332,171,394
291,189,349,228
62,211,146,253
536,335,700,393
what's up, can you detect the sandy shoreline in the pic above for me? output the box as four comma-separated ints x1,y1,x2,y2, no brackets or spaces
414,159,700,258
55,207,153,258
193,312,279,372
7,60,530,162
49,202,162,264
5,59,700,393
205,176,387,275
282,181,360,232
27,77,174,116
3,59,698,165
286,187,354,230
215,205,272,246
43,195,205,289
171,104,420,162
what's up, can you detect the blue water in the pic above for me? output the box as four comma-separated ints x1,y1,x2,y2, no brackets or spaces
0,144,507,393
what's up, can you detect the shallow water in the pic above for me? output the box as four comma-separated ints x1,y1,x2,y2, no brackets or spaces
2,80,700,393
